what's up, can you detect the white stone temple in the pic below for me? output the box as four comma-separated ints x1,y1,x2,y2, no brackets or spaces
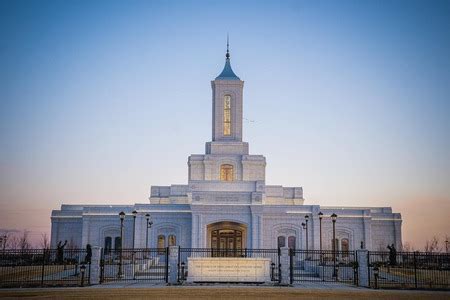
50,45,402,253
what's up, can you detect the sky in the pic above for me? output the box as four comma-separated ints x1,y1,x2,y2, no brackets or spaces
0,0,449,249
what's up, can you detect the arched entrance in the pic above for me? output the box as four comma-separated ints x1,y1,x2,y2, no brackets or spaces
207,222,247,257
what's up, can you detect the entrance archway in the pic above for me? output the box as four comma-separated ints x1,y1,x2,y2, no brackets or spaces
207,222,247,257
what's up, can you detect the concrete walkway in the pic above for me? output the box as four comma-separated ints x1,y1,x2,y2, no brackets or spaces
1,283,449,300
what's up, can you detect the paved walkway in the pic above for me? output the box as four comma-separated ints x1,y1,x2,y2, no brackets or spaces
1,283,449,299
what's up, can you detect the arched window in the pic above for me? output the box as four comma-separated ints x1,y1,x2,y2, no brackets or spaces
223,95,231,136
168,235,176,246
158,235,165,253
288,236,296,249
114,237,121,253
341,238,349,257
277,236,286,248
220,164,234,181
104,237,112,254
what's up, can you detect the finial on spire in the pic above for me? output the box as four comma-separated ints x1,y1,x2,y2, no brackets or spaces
226,34,230,59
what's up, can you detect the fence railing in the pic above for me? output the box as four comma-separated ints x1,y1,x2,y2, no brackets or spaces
368,251,450,289
1,248,449,289
100,248,168,283
177,248,281,283
0,249,90,288
290,249,358,284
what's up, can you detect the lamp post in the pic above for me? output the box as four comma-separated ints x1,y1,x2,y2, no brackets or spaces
331,213,337,278
145,213,153,249
132,210,137,249
318,212,323,252
118,211,125,278
446,239,449,253
305,215,309,252
318,212,323,265
301,222,306,252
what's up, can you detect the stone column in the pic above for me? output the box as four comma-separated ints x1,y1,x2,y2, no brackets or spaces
356,249,369,287
279,247,290,285
168,246,179,284
89,246,102,285
363,210,372,250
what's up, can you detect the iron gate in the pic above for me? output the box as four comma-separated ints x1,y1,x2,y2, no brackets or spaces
100,248,168,283
290,249,358,284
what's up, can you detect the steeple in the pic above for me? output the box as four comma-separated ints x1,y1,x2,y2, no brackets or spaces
215,36,240,80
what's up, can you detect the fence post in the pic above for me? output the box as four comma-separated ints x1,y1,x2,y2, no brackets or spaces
89,246,102,285
356,249,369,287
168,246,179,284
414,251,418,289
279,247,290,285
289,248,293,284
41,249,46,287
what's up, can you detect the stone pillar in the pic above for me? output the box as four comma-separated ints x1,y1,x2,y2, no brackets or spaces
363,210,372,250
168,246,179,284
356,249,369,287
279,247,290,285
89,246,102,285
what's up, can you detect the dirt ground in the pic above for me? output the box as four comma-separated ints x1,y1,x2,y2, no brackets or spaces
0,286,449,300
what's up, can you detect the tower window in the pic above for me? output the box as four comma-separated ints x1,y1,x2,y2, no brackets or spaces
220,164,234,181
223,95,231,136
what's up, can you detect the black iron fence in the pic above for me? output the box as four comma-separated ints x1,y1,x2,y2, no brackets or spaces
290,249,358,284
177,248,281,283
0,249,90,288
100,248,168,283
368,251,450,289
2,247,449,289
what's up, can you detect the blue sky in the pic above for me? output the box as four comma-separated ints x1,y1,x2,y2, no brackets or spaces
1,0,449,248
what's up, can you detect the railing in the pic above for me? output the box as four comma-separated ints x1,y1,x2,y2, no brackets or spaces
290,249,358,284
177,248,281,283
100,248,168,283
368,251,450,289
0,249,90,288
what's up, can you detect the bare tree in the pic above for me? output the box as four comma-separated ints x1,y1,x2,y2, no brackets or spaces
402,241,414,252
444,235,449,253
18,231,31,250
7,234,19,249
40,233,50,249
424,236,441,253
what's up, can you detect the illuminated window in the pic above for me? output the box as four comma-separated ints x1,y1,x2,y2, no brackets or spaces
158,235,165,253
220,164,234,181
277,236,286,248
341,238,349,257
223,95,231,136
168,235,176,246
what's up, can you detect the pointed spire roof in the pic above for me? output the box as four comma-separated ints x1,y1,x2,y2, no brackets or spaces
215,36,240,80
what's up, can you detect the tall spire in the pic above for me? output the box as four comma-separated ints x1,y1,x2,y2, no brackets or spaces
226,34,230,59
215,35,240,80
